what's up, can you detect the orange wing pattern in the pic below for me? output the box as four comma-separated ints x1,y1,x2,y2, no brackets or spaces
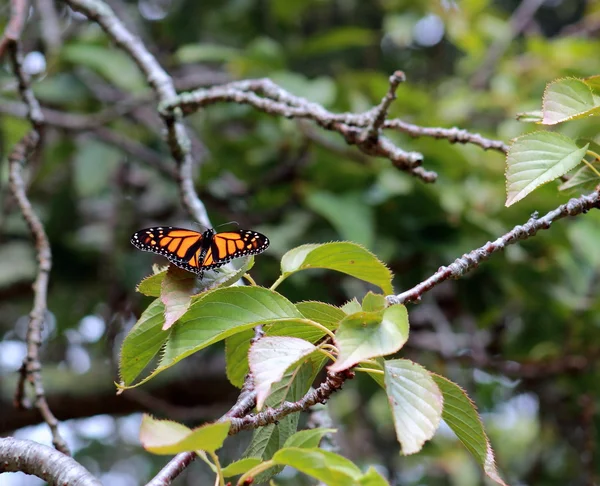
131,227,269,278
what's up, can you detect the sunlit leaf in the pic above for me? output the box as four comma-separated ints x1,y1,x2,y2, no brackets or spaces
250,336,318,410
361,292,387,312
221,457,262,478
384,359,443,455
541,78,600,125
281,243,393,294
505,132,588,206
160,266,200,330
358,467,390,486
330,306,409,372
139,415,230,454
137,269,168,297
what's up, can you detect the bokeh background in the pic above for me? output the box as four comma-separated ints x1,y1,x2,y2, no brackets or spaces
1,0,600,484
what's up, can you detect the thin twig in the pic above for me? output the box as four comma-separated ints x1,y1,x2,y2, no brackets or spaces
387,190,600,305
361,70,405,143
228,370,353,434
7,41,70,455
65,0,211,227
0,438,101,485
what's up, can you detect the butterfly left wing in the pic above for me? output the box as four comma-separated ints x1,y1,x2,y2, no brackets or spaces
130,227,206,273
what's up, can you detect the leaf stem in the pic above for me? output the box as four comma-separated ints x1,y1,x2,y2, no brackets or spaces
237,460,275,485
243,273,257,286
583,151,600,178
269,273,289,291
298,319,336,340
316,348,337,363
208,450,224,486
355,367,384,375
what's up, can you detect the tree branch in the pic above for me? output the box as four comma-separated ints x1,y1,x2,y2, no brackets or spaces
64,0,211,228
6,40,69,455
0,438,101,485
387,190,600,305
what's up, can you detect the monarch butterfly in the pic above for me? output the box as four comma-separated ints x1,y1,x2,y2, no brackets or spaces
130,226,269,278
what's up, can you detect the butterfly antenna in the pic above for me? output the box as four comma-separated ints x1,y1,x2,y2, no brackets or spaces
215,220,239,229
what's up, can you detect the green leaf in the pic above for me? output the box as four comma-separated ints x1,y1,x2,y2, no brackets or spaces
281,243,393,294
330,306,409,372
139,415,230,454
361,292,387,312
431,374,507,486
583,74,600,92
363,357,386,388
358,467,390,486
161,266,201,331
296,301,346,330
221,458,262,478
505,132,588,206
250,336,318,410
130,287,304,387
62,44,147,93
558,160,600,191
283,428,337,449
342,298,362,314
226,302,341,389
272,447,362,486
175,44,240,63
384,359,443,455
225,329,254,388
119,299,169,386
305,191,374,248
541,77,600,125
137,269,168,297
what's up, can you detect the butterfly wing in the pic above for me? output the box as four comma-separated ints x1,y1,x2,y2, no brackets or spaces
131,227,269,277
130,227,206,274
201,230,270,271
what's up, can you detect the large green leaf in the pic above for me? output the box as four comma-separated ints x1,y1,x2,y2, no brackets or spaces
384,359,443,455
225,329,254,388
280,243,393,294
119,299,169,386
541,78,600,125
139,415,230,454
505,132,588,206
250,336,318,410
431,374,507,486
330,306,409,372
123,287,302,388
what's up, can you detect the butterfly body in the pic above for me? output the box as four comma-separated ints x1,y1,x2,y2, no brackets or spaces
131,226,269,278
